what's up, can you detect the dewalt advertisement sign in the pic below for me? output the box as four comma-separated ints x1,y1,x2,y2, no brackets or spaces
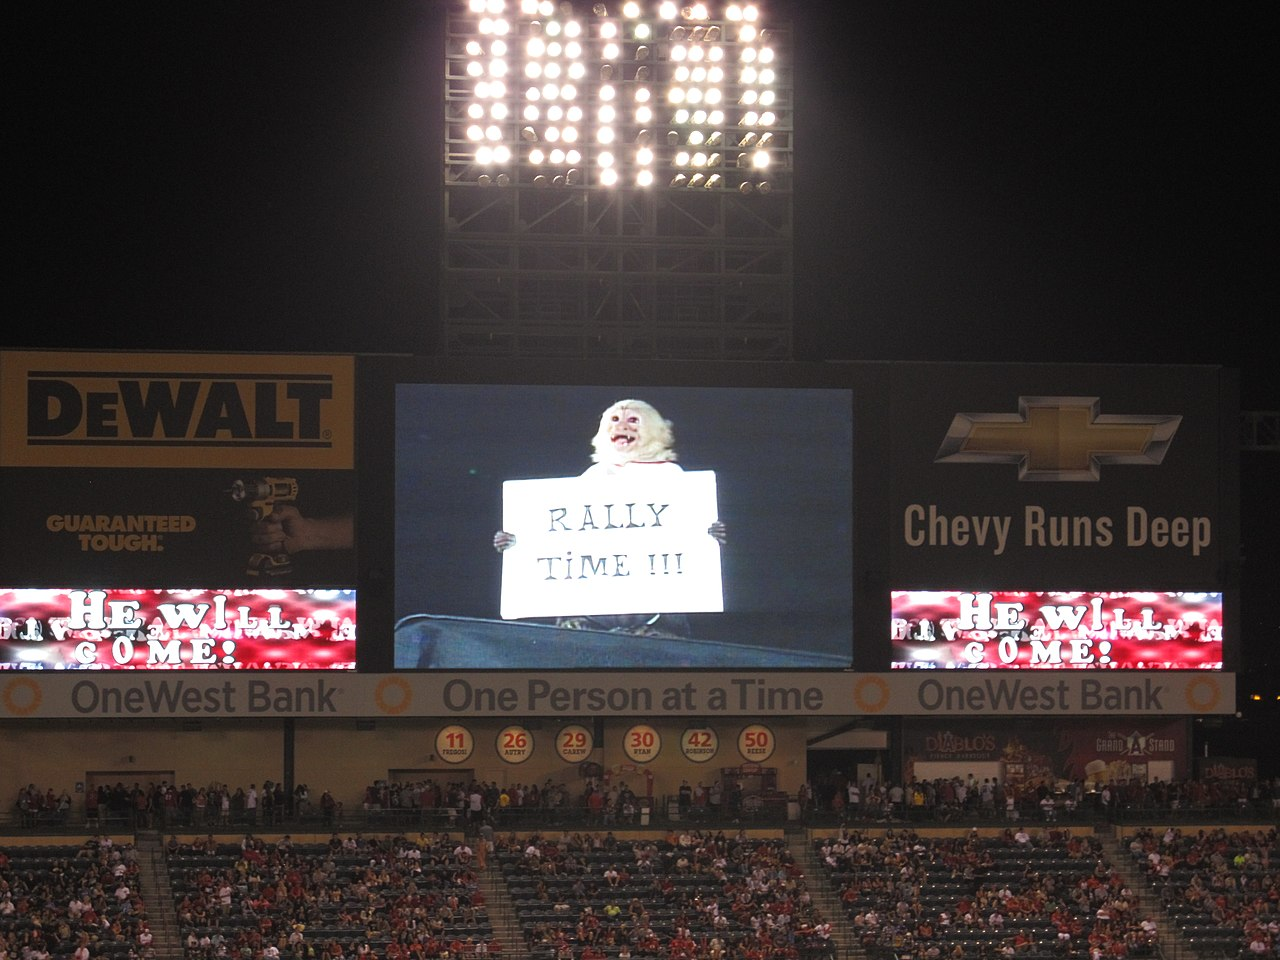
0,351,355,588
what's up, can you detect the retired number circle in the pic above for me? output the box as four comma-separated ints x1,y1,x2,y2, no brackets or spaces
497,724,534,764
436,725,474,764
623,723,661,763
557,724,594,763
680,727,719,763
738,723,775,762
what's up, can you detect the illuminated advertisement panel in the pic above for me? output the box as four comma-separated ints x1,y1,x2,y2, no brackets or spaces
0,352,357,590
393,383,852,669
0,589,356,670
891,590,1222,669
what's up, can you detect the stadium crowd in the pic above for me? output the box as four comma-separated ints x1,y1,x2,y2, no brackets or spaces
1127,827,1280,958
0,835,153,960
168,832,496,960
495,828,835,960
5,823,1280,960
816,828,1162,960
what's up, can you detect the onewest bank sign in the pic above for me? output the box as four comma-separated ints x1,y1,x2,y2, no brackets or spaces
0,672,1236,719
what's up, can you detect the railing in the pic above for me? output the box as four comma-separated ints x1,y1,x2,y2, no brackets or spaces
3,796,1277,838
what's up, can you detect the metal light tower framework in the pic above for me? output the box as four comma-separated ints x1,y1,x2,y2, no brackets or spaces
442,0,793,359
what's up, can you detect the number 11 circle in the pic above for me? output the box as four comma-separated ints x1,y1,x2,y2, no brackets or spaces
436,724,474,764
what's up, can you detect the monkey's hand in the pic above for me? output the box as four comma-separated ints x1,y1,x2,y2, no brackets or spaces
708,520,727,545
493,530,517,552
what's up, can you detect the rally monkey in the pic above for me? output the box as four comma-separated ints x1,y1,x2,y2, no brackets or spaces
493,399,725,636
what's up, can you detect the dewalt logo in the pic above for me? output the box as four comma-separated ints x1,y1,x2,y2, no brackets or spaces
1,352,354,469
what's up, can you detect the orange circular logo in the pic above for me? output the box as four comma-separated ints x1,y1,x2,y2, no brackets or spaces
374,677,412,715
853,676,890,713
2,677,42,717
1184,676,1220,713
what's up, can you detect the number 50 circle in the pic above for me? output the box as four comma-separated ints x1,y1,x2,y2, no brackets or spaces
738,723,775,762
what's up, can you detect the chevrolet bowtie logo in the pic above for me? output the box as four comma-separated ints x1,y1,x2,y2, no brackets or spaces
935,397,1181,481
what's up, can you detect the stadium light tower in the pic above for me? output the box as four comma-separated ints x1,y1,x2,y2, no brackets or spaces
442,0,794,359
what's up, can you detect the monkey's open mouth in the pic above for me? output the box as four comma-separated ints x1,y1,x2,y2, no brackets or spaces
611,434,635,445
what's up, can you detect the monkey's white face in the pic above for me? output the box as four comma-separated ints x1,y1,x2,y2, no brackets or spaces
606,406,645,458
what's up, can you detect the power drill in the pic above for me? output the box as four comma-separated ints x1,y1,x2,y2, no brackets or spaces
230,477,299,576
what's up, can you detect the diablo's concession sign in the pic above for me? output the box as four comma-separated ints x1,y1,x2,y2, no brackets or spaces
499,471,723,620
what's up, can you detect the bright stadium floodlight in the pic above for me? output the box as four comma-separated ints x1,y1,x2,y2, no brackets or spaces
448,0,787,191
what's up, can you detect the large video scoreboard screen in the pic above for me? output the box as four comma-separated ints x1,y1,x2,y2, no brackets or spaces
392,382,853,669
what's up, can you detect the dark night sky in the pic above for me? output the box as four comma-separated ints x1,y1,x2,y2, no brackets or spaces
10,2,1279,690
12,1,1276,383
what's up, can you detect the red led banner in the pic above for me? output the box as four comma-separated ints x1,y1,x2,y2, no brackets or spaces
0,589,355,670
891,590,1222,669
